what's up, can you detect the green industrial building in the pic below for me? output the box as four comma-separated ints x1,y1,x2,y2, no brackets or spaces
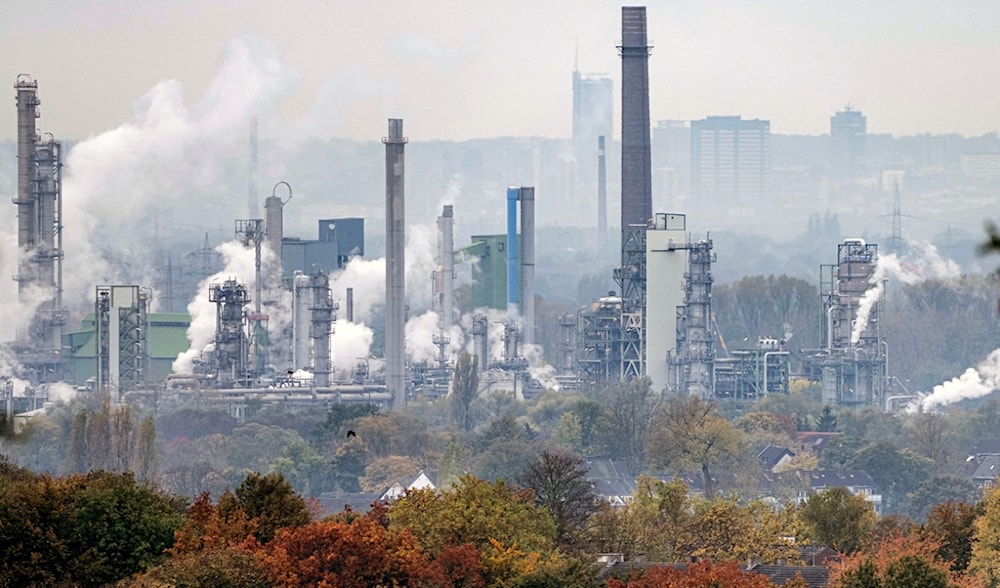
62,313,191,386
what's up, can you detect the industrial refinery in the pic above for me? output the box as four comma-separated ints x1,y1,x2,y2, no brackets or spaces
4,7,900,426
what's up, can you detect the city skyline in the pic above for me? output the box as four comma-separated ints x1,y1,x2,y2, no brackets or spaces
1,1,998,142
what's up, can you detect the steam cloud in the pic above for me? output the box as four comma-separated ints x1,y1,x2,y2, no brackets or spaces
919,349,1000,411
850,241,961,344
60,35,294,316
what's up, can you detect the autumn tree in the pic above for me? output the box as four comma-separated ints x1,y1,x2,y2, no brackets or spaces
134,415,158,483
0,468,184,587
122,547,271,588
606,559,773,588
594,377,658,475
971,483,1000,585
329,436,369,492
883,554,949,588
218,472,310,544
452,351,479,432
389,474,557,557
798,486,876,554
646,395,741,498
907,476,980,523
470,413,541,482
838,558,882,588
921,500,983,573
689,497,800,565
258,514,456,588
360,455,423,492
848,441,934,514
519,449,598,550
830,529,963,588
312,401,380,447
629,477,696,561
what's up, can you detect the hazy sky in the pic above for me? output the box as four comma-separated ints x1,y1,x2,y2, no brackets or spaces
1,0,997,141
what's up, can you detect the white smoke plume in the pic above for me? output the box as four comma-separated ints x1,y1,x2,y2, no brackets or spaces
330,319,375,375
850,241,960,344
59,36,295,316
43,381,78,404
405,310,442,364
328,257,385,324
523,342,560,391
173,240,264,374
918,349,1000,411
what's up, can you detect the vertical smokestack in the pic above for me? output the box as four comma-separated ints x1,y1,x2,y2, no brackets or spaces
506,187,519,318
383,119,407,410
519,187,535,346
264,194,283,267
440,205,454,334
248,115,258,217
619,6,653,235
346,287,354,323
598,135,608,249
15,75,39,304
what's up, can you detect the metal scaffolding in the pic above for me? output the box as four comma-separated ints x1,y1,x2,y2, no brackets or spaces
13,75,67,383
801,239,887,407
210,279,251,387
95,285,150,398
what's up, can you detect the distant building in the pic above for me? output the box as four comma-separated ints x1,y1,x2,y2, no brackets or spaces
921,134,955,174
572,69,613,185
652,120,690,207
282,218,364,278
830,106,867,179
962,152,1000,178
690,116,771,206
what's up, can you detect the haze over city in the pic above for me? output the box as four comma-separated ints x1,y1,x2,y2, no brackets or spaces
1,0,998,141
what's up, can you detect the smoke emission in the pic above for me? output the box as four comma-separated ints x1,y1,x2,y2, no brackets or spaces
919,348,1000,411
851,241,961,344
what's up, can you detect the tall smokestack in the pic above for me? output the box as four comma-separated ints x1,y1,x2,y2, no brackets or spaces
264,193,283,267
248,115,258,217
519,187,535,346
15,75,39,304
439,205,455,334
346,287,354,323
598,135,607,249
506,187,519,318
383,119,407,410
619,6,652,236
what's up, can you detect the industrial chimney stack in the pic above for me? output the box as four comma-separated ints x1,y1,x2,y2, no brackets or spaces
383,119,407,410
619,6,653,235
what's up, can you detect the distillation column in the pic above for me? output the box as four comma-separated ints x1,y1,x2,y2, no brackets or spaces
383,119,407,410
292,273,311,370
14,75,39,304
310,270,336,387
211,279,251,387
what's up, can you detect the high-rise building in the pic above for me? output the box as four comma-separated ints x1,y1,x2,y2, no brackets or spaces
830,106,867,179
572,70,613,186
691,116,770,205
652,120,690,208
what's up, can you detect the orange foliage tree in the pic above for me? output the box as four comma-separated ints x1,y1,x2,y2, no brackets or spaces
828,528,984,588
258,511,484,588
606,559,773,588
